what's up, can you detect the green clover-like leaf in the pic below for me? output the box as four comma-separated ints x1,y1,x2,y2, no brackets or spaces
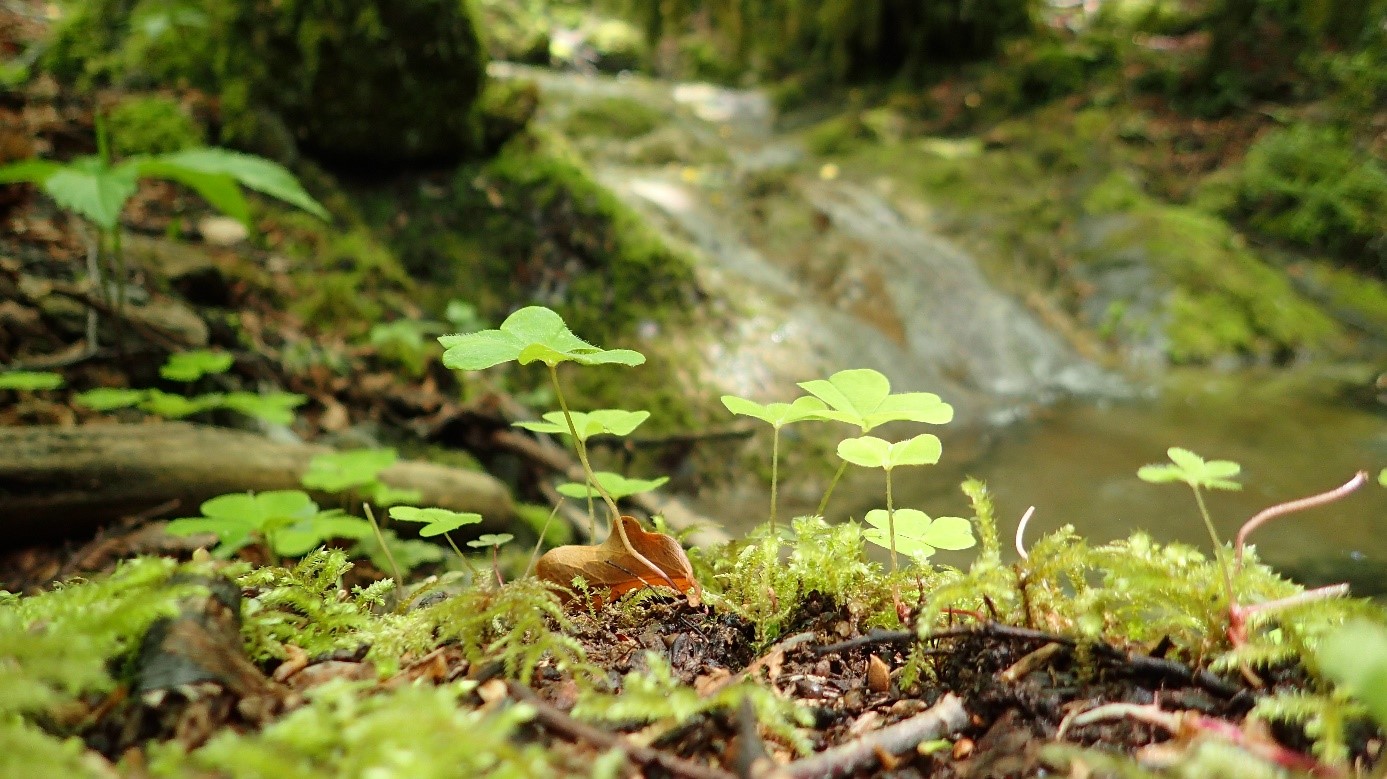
166,490,320,557
720,395,826,429
514,409,651,440
74,387,148,410
467,533,514,548
389,506,483,537
836,433,942,470
271,510,374,557
220,391,306,425
862,509,975,562
304,449,399,493
1137,447,1242,491
439,306,644,370
160,349,234,381
798,369,953,432
556,471,670,501
0,371,64,391
141,389,219,418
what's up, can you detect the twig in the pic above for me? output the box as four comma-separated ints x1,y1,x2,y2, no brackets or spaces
779,693,968,779
506,681,736,779
704,631,816,696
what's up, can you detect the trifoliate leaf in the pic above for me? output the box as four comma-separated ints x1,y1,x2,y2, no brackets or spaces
440,306,644,370
799,368,952,432
720,395,826,428
862,509,975,562
389,506,483,537
556,471,669,500
514,409,651,440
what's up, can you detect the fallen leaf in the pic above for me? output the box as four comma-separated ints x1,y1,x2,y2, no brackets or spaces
536,515,702,606
867,654,892,693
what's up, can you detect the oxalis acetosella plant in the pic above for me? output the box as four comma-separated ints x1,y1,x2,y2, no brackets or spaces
438,305,679,591
719,395,825,533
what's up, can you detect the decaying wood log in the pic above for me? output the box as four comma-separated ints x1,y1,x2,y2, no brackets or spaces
0,422,515,544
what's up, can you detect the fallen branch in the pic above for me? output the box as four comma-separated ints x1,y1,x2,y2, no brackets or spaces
506,680,737,779
780,693,968,779
0,422,516,543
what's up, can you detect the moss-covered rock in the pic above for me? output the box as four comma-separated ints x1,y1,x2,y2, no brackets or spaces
45,0,489,164
107,94,204,157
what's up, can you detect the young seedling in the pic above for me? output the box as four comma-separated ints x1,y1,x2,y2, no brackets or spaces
439,306,678,592
862,508,975,565
719,395,826,531
798,369,953,516
73,385,305,424
166,489,372,560
389,506,485,580
160,349,234,382
303,449,421,506
1138,447,1241,605
0,119,326,350
836,432,948,571
516,409,651,531
469,533,515,586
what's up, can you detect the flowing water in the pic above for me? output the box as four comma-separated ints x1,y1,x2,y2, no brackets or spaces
503,64,1387,586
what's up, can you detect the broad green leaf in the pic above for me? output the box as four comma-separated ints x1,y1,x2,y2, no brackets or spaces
0,371,64,391
134,158,251,226
151,148,327,218
0,158,61,184
862,509,975,562
304,449,399,493
1379,469,1387,488
221,391,306,425
798,369,952,432
1138,447,1242,491
836,436,891,469
720,395,826,428
440,306,644,370
41,157,139,229
1320,620,1387,730
160,349,234,381
836,434,942,470
514,409,651,440
556,471,669,500
369,483,423,507
468,533,514,548
272,511,374,557
389,506,483,537
74,387,147,410
164,516,256,558
168,490,319,557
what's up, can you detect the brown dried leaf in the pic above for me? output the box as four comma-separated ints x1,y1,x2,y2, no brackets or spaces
535,515,702,606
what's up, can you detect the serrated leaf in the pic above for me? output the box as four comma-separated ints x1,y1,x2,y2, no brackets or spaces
720,395,826,428
150,147,327,219
798,368,952,432
556,471,669,500
40,157,139,229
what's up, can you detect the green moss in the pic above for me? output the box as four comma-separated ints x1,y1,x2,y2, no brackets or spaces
558,96,663,140
108,94,204,157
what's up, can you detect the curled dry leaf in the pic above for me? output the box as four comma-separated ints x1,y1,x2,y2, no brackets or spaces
535,516,702,606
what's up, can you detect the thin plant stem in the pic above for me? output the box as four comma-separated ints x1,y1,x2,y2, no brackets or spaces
769,425,781,531
1191,486,1235,613
362,504,402,584
441,531,484,582
546,363,675,590
816,461,848,518
1234,471,1367,572
886,466,898,573
525,502,561,578
491,546,504,587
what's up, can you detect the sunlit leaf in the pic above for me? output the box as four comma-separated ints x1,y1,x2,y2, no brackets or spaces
862,509,975,562
149,147,327,219
220,391,306,425
304,449,399,493
556,471,669,500
0,371,64,391
837,433,942,470
720,395,826,428
467,533,514,548
73,387,147,410
41,157,139,230
440,306,644,371
1138,447,1242,492
389,506,483,537
798,368,952,432
159,349,234,381
514,409,651,440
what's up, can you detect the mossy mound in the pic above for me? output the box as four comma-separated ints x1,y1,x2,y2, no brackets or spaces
45,0,488,164
107,94,205,157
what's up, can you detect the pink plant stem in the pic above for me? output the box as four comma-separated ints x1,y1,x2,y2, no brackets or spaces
1234,471,1368,572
